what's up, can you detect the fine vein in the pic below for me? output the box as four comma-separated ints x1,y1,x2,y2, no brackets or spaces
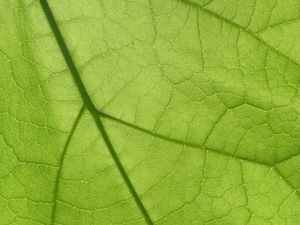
178,0,300,67
39,0,153,224
51,105,85,224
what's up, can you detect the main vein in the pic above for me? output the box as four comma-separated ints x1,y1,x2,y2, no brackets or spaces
39,0,153,224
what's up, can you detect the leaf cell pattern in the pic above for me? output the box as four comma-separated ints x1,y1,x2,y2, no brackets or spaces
1,0,300,224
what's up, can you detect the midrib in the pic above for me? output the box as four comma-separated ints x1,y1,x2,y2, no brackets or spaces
39,0,153,224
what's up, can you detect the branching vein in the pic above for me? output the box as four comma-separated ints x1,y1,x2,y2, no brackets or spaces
51,105,85,224
39,0,153,224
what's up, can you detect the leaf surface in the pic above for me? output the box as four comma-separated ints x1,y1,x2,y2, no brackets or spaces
1,0,300,224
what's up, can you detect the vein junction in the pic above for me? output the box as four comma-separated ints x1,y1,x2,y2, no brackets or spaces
38,0,300,223
39,0,153,224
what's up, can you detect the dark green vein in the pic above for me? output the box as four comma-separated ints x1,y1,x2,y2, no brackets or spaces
178,0,300,67
51,105,85,225
98,111,300,198
39,1,153,224
97,111,273,167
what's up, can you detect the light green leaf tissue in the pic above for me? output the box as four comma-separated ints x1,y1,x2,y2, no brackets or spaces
1,0,300,224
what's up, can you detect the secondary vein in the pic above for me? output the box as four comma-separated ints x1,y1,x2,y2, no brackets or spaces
178,0,300,67
97,110,272,167
98,110,300,199
39,0,153,224
51,106,85,225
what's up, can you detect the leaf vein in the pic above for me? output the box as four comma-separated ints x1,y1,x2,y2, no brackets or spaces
39,1,153,224
177,0,300,67
98,110,300,198
51,105,85,225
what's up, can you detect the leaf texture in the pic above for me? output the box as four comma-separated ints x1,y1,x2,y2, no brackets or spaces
1,0,300,224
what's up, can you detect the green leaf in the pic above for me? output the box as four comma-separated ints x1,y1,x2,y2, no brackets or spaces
1,0,300,224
